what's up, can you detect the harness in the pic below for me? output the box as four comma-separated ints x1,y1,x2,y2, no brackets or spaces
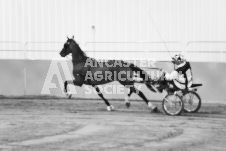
73,57,92,86
86,65,92,85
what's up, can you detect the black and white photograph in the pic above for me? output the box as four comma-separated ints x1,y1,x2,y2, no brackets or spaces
0,0,226,150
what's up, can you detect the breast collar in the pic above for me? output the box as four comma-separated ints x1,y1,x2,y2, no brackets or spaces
76,58,92,85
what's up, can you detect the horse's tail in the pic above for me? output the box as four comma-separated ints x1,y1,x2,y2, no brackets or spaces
129,63,157,92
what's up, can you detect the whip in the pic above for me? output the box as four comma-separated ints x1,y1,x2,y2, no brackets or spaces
148,10,173,59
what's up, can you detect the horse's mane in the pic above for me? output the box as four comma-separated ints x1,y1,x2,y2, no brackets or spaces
71,39,87,58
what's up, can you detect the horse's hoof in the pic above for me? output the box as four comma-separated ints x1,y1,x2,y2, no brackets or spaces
150,106,159,113
125,102,131,108
68,94,72,99
66,91,72,99
107,105,114,111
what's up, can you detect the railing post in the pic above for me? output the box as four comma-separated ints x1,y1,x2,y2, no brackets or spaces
23,42,28,95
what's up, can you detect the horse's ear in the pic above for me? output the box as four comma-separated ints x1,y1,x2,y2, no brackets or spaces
72,35,74,39
67,36,69,40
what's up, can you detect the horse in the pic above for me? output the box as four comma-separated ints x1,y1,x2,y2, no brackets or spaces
59,36,158,112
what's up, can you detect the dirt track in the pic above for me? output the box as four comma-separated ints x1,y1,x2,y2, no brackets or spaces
0,98,226,151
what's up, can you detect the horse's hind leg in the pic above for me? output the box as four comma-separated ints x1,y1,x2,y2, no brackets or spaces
125,88,133,108
93,85,114,111
129,86,158,112
64,80,73,99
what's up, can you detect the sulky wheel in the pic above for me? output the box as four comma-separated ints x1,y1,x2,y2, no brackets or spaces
162,94,184,116
183,91,201,113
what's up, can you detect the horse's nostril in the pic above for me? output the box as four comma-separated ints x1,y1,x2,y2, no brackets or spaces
59,52,64,57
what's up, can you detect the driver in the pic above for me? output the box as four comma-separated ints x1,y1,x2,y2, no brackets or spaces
158,54,193,92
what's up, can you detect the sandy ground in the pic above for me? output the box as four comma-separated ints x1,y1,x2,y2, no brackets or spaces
0,98,226,151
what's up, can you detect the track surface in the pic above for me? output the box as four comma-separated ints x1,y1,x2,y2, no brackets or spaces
0,98,226,151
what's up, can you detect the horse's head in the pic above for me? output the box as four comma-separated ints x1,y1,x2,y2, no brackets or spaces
60,36,87,60
60,36,75,57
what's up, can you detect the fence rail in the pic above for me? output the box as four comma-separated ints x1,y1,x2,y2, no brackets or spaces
0,41,226,62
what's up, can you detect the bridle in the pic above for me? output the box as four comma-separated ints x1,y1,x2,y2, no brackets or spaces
63,41,73,59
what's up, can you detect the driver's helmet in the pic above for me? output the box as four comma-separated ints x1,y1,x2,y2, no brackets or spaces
172,54,185,63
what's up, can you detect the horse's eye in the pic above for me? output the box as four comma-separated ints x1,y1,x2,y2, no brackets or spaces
64,44,68,48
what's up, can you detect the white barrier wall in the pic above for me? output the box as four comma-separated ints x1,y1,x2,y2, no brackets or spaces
0,60,225,103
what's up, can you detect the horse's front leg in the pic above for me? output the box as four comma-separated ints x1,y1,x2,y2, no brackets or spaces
125,88,133,108
64,75,85,99
93,85,114,111
64,80,74,99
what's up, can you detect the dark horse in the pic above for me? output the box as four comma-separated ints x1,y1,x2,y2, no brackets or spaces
59,36,158,112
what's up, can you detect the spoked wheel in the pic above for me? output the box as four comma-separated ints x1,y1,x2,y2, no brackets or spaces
183,91,201,113
162,94,184,116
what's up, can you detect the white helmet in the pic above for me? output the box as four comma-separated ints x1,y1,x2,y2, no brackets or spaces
172,54,185,63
